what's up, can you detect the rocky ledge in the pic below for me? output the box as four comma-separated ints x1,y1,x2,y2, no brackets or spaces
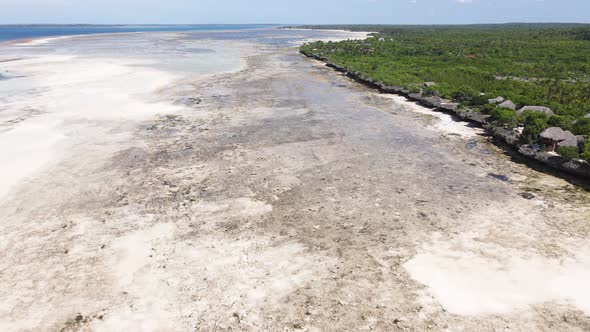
300,50,590,180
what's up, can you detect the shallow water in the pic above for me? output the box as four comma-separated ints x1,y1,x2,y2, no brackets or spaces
0,24,278,43
0,28,366,200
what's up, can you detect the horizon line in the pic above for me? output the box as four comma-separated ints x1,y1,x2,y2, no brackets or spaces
1,22,590,27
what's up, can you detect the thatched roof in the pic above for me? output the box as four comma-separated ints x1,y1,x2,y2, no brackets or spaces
540,127,577,146
488,96,505,104
517,106,555,116
558,136,579,148
498,100,516,110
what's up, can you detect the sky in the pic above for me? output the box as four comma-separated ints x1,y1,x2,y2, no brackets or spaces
0,0,588,25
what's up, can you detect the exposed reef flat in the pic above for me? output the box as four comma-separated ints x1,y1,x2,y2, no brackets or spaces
0,30,589,331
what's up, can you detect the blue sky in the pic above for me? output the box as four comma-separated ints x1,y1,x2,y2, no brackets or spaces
0,0,588,25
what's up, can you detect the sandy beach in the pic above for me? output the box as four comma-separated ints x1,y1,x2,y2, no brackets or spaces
0,28,589,331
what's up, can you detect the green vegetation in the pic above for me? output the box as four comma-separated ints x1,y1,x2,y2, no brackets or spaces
522,112,549,144
557,146,580,159
582,141,590,161
300,24,590,162
547,115,575,132
573,118,590,136
490,108,521,128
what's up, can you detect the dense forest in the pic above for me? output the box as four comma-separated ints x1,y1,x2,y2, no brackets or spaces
299,24,590,161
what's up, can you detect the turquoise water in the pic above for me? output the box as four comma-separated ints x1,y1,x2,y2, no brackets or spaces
0,25,278,42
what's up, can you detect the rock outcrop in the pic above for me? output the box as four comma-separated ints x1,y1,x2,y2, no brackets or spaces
489,126,521,146
407,93,423,101
418,96,444,108
439,103,460,112
519,145,590,178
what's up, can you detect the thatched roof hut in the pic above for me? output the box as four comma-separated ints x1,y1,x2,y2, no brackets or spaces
498,100,516,110
517,106,554,116
559,136,579,148
488,96,505,104
540,127,569,141
540,127,578,150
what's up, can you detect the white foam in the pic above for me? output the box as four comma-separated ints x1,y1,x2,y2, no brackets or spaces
13,35,76,46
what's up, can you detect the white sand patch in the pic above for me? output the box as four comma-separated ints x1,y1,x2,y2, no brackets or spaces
0,117,64,198
192,197,273,220
383,94,485,138
95,223,334,331
0,55,180,200
404,234,590,316
97,223,177,332
109,223,175,289
2,56,179,121
228,197,273,216
289,30,371,46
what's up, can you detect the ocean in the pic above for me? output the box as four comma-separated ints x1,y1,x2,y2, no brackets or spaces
0,24,278,43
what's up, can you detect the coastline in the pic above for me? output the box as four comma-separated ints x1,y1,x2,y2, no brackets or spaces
0,29,360,202
2,29,590,331
300,49,590,183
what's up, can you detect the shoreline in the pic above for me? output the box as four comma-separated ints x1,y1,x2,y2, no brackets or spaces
10,35,79,46
300,49,590,183
2,29,590,331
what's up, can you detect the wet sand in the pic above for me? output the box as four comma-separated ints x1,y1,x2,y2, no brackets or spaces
0,30,589,331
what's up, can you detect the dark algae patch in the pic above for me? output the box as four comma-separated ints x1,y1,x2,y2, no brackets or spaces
488,173,511,182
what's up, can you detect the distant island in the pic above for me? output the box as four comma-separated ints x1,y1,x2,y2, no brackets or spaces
299,24,590,178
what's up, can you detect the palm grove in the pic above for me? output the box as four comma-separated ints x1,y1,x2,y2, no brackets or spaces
300,24,590,162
